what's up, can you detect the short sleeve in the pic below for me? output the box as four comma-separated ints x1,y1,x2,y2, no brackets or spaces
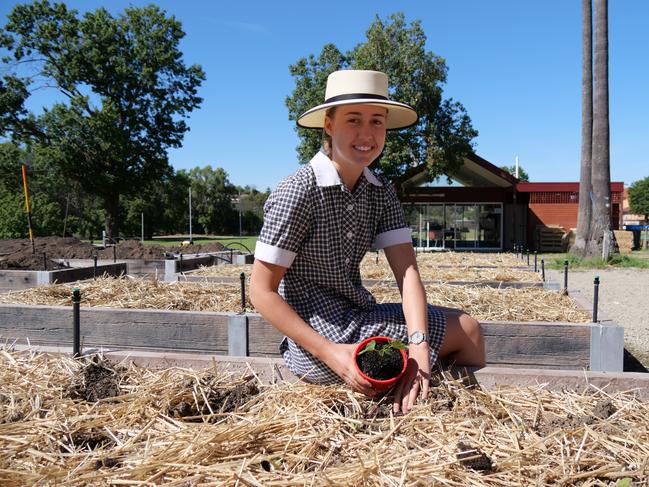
373,179,411,249
255,178,312,267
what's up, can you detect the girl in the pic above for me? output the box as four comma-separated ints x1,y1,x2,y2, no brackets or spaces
250,70,485,413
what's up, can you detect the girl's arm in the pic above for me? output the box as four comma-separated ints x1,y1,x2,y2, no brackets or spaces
383,242,431,413
249,259,374,395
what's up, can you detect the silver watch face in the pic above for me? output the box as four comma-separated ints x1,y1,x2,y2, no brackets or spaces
409,331,426,344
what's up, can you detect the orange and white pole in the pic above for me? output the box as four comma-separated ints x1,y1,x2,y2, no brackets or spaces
21,164,35,253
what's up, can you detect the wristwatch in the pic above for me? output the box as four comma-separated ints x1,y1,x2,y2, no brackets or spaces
408,331,428,345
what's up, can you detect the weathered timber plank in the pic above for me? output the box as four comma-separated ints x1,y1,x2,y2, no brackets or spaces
0,304,609,370
481,321,591,369
0,304,229,353
247,314,285,357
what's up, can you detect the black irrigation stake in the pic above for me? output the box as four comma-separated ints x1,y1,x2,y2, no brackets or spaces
534,251,538,272
541,259,545,282
240,272,246,312
42,252,47,271
526,249,530,266
93,255,98,280
179,253,184,273
113,245,117,263
592,276,600,322
375,251,379,265
563,259,569,295
72,287,81,358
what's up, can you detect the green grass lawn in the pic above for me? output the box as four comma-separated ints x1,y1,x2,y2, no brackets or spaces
544,252,649,270
146,235,258,252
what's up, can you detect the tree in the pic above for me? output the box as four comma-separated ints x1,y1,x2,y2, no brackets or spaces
182,166,238,235
572,0,593,257
500,165,529,182
588,0,614,259
285,13,477,183
628,177,649,222
0,1,204,239
572,0,614,259
120,169,191,239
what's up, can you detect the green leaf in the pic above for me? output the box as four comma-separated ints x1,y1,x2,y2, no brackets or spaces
358,340,377,356
616,478,632,487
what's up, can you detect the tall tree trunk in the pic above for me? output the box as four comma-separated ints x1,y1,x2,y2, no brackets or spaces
571,0,593,257
587,0,613,259
103,192,120,242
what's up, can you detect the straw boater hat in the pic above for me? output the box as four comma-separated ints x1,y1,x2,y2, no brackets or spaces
297,70,418,130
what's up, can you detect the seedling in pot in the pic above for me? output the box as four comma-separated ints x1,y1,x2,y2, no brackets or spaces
357,338,408,357
354,337,408,391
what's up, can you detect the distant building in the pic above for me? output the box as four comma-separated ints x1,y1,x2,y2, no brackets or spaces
395,154,624,252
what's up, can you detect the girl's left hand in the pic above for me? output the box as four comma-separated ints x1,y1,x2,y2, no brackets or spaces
392,342,430,413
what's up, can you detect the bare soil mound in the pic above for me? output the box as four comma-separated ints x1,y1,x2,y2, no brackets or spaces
0,237,229,270
0,237,95,270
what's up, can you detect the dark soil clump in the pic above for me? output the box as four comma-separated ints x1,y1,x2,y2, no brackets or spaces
169,377,259,420
95,457,121,469
456,441,493,472
69,358,122,402
63,429,114,452
356,342,404,381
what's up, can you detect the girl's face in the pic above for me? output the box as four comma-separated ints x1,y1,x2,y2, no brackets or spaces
324,104,387,171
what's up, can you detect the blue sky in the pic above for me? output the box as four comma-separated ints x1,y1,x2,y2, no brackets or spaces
1,0,647,190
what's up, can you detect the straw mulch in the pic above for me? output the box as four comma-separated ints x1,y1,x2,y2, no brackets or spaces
370,283,590,323
191,263,252,277
0,349,647,486
0,276,589,322
191,252,540,283
0,275,253,313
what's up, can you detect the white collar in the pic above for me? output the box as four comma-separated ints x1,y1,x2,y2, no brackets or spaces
309,150,383,187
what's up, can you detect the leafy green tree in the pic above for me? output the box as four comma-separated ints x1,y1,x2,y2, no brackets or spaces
234,185,270,235
121,170,191,238
0,1,204,239
182,166,238,235
500,165,529,182
285,13,477,183
628,177,649,222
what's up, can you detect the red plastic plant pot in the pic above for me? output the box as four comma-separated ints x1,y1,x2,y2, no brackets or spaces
353,336,408,393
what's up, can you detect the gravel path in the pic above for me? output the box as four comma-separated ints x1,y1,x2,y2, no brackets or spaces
547,268,649,370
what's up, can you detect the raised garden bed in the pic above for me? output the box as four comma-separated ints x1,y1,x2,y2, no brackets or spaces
0,263,126,292
0,347,646,485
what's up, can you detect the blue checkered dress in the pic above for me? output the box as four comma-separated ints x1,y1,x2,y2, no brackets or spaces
255,151,446,383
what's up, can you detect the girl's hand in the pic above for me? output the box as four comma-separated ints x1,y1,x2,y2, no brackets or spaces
323,342,376,396
392,342,431,413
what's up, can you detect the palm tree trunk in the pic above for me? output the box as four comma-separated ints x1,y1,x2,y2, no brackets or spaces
571,0,593,257
587,0,614,259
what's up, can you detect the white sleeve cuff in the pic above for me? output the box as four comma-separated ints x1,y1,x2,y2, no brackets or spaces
373,227,412,249
254,241,297,267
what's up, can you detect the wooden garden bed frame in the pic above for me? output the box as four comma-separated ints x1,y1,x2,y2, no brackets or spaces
0,303,623,372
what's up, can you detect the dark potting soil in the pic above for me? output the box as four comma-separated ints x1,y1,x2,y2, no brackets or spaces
169,377,259,420
68,359,123,402
356,342,404,381
63,429,114,452
456,441,493,472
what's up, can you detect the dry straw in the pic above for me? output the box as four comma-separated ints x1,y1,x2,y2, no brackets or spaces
191,252,540,283
0,275,253,313
0,275,588,322
0,348,646,485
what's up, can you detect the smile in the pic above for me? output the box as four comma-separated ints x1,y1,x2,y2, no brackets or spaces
353,145,373,152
